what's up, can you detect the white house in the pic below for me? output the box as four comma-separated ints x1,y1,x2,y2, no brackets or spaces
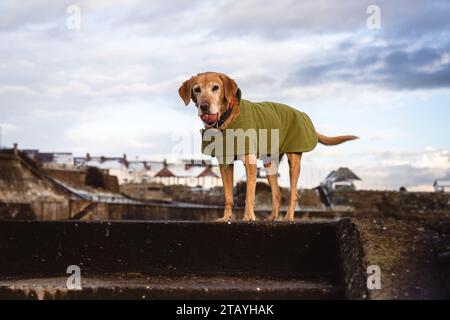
434,179,450,193
73,154,161,184
321,167,362,191
74,155,222,188
154,160,221,189
137,161,165,183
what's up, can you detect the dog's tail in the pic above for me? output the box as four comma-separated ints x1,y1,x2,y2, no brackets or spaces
317,133,359,146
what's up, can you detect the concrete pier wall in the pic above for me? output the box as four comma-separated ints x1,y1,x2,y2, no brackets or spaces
0,220,341,278
0,219,368,299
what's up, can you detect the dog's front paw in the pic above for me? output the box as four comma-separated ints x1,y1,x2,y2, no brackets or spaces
217,216,232,222
264,215,278,222
283,214,295,222
242,214,256,222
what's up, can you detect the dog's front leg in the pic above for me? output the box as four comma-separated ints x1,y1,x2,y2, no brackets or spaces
242,154,257,221
218,163,234,222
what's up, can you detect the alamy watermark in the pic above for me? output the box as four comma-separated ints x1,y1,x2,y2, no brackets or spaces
366,5,381,30
66,265,82,290
367,265,381,290
66,5,81,30
171,128,281,169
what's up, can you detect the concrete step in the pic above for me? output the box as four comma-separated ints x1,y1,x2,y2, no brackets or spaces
0,274,342,300
0,220,367,299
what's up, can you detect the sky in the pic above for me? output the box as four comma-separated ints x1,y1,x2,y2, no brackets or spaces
0,0,449,189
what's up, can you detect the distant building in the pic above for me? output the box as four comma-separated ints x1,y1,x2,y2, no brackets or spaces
254,167,280,183
44,166,120,193
235,166,280,185
22,150,74,168
79,155,130,184
154,159,221,189
256,167,267,183
120,182,171,202
0,147,136,220
322,167,361,192
18,146,222,188
74,156,221,188
130,160,165,183
434,179,450,193
74,154,147,184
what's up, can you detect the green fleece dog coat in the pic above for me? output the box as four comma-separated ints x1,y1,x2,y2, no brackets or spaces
201,98,318,162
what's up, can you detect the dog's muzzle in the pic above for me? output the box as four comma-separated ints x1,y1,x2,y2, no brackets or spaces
200,113,219,125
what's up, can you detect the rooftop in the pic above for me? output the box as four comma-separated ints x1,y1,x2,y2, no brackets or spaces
325,167,361,182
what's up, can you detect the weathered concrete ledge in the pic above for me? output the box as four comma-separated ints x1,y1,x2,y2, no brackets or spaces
0,219,367,300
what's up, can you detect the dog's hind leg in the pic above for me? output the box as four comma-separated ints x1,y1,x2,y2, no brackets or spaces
263,160,281,221
218,163,234,222
284,153,302,222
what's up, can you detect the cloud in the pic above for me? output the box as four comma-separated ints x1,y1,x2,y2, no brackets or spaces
297,147,450,189
303,147,450,189
370,148,450,189
356,164,450,190
0,122,19,133
115,0,450,40
378,149,450,170
292,39,450,90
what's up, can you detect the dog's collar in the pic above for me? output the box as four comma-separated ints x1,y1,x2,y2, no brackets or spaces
212,88,242,129
214,100,235,129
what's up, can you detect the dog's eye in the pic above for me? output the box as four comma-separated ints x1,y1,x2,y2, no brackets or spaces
194,87,201,94
212,85,219,92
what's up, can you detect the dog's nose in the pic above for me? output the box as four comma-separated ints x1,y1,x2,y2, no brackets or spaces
200,103,210,112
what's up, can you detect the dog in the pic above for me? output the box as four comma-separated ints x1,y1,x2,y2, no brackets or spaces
179,72,358,222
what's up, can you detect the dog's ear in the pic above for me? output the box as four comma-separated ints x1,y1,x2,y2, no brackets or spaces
219,74,238,104
178,77,194,106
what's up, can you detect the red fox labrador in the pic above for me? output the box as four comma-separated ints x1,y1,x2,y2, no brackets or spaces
179,72,358,222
